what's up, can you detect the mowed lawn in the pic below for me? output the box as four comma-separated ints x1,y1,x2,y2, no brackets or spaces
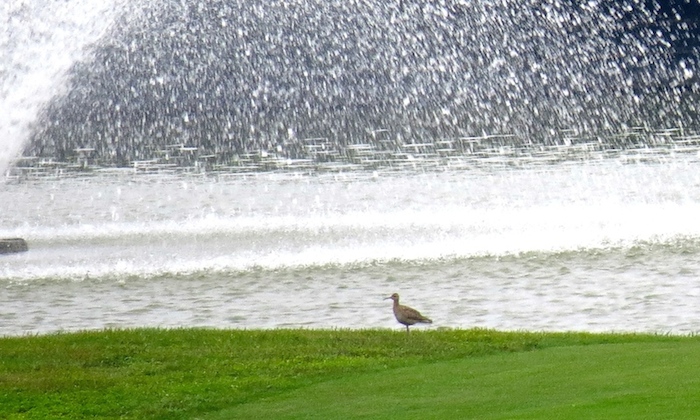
222,341,700,419
1,329,699,419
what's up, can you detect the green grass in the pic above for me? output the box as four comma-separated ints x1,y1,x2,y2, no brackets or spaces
223,341,700,419
0,328,698,419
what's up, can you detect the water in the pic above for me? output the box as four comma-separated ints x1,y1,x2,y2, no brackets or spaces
0,0,122,175
16,0,700,165
3,1,700,336
3,152,700,335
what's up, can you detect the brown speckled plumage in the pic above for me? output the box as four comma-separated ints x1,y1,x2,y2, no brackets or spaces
386,293,432,333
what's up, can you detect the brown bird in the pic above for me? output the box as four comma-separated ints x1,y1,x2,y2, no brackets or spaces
385,293,432,333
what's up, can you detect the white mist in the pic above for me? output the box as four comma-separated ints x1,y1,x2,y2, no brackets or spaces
0,0,121,175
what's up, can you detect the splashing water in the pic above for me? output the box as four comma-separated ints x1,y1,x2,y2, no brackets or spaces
14,0,700,168
0,0,122,175
5,1,700,337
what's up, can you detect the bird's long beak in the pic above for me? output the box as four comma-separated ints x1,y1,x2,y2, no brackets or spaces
384,296,392,300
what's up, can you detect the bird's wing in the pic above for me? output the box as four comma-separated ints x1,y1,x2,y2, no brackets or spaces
401,305,431,322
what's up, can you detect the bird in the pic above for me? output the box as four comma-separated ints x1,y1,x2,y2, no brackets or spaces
385,293,432,333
